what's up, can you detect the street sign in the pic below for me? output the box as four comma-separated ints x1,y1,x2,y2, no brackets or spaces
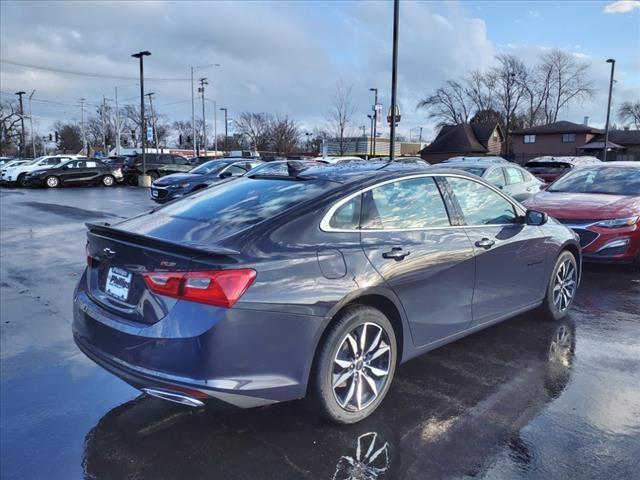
146,126,154,141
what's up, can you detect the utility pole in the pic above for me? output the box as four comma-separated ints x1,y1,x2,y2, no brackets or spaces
28,90,36,158
145,92,159,155
15,91,26,157
214,100,218,156
102,96,108,156
220,107,228,140
115,86,121,156
80,97,87,155
132,50,151,184
199,77,208,157
388,0,400,162
603,59,616,162
369,87,378,157
190,63,221,157
367,115,374,157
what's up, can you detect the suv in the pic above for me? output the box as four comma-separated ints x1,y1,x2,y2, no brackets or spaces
1,154,83,186
122,153,192,184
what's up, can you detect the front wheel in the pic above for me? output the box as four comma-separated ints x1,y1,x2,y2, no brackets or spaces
45,176,60,188
17,173,28,187
313,305,397,424
102,175,115,187
540,251,578,321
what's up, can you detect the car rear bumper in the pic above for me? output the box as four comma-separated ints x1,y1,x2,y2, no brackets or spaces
72,276,325,408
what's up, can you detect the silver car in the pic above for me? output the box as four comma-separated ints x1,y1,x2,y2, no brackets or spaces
434,161,544,202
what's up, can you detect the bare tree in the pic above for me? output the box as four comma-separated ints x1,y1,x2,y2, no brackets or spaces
464,70,496,114
418,80,472,127
267,115,299,155
328,81,356,155
0,100,23,155
235,112,271,151
618,100,640,129
539,49,593,123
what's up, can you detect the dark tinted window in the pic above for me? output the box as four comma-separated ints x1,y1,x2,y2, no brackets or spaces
329,195,361,230
447,177,517,225
485,168,506,187
361,177,450,229
455,166,486,177
548,167,640,196
158,155,172,164
122,177,331,241
173,155,189,165
525,162,571,174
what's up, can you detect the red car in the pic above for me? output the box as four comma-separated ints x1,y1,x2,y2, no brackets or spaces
524,156,601,184
523,162,640,265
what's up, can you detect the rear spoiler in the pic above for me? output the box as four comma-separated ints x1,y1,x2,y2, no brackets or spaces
86,222,240,257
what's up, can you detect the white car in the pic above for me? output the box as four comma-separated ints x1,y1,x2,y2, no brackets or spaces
1,155,83,186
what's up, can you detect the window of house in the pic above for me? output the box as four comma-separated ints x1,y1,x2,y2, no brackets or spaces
562,134,576,143
524,135,536,144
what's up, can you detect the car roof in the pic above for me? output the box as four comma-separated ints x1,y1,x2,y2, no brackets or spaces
444,156,507,163
573,161,640,169
526,156,601,164
431,162,497,169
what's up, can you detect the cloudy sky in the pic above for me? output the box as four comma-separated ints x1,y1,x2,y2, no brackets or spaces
1,0,639,141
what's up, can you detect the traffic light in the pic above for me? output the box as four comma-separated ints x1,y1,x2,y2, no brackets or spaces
49,133,52,141
179,134,183,145
55,131,59,142
187,135,191,143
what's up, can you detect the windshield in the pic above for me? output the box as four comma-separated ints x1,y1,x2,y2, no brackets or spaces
119,177,332,242
190,160,230,175
525,162,571,174
547,167,640,196
26,156,47,165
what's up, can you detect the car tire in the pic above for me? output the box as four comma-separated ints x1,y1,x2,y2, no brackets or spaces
102,175,115,187
540,251,578,321
17,173,28,187
312,305,397,424
45,176,60,188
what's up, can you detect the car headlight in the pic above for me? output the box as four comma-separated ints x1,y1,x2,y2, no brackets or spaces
594,216,639,229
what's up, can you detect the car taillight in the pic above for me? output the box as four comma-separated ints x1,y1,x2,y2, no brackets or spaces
143,269,256,308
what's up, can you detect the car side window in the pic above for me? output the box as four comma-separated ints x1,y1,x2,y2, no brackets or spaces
485,168,506,187
173,155,189,165
64,161,78,169
159,155,172,164
361,177,451,230
329,195,362,230
85,161,97,168
76,161,86,168
226,164,248,176
446,177,518,225
505,167,524,184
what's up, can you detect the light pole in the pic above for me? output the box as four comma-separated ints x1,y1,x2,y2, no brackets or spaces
145,92,159,155
220,107,228,141
388,0,400,162
367,115,374,157
28,90,35,158
191,63,220,156
132,50,151,185
369,87,378,157
15,91,26,157
603,58,616,162
79,98,87,155
199,77,208,157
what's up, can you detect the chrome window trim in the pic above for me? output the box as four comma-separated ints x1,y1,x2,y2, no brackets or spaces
319,172,526,233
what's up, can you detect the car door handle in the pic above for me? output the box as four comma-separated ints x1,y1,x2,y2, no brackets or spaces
382,247,410,261
475,238,495,249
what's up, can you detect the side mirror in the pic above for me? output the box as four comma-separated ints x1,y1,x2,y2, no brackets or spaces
219,171,233,179
526,209,548,226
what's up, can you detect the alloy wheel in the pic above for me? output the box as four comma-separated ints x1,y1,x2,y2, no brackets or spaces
332,322,391,412
46,176,59,188
552,259,577,312
103,176,114,186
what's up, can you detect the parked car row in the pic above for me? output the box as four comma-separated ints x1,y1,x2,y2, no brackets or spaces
0,154,124,188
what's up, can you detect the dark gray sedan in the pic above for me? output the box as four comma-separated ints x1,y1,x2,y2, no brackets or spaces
74,164,581,424
434,161,544,201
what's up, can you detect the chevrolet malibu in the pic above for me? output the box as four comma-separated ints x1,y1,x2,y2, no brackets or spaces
73,165,581,423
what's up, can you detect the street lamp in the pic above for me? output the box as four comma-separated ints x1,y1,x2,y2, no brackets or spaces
388,0,400,162
15,91,26,157
131,50,151,186
220,107,228,141
369,87,378,156
603,58,616,162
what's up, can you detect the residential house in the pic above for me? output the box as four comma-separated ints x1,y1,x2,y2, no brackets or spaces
577,129,640,162
419,122,504,164
510,121,602,162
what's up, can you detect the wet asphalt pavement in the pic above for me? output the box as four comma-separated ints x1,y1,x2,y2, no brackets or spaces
1,186,639,480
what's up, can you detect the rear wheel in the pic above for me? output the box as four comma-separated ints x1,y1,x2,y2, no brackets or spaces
45,176,60,188
313,305,397,424
17,173,28,187
540,251,578,321
102,175,115,187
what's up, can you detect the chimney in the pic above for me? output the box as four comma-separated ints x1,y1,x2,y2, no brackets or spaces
583,116,589,126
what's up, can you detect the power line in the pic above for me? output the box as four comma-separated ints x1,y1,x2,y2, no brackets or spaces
1,59,190,82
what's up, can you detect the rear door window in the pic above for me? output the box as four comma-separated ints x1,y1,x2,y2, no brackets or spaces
361,176,451,229
505,167,524,184
485,168,506,187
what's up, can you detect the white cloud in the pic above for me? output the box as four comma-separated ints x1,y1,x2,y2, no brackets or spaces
604,1,640,14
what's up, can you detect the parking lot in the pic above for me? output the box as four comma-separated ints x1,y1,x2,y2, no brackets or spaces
1,185,639,480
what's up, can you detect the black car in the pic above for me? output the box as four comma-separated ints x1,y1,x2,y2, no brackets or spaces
150,158,263,203
24,158,123,188
123,153,193,184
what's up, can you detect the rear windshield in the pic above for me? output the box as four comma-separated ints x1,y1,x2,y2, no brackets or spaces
119,177,331,242
525,162,571,174
547,167,640,196
454,166,486,177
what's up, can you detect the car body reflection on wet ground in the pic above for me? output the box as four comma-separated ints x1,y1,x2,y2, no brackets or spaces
1,187,639,480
